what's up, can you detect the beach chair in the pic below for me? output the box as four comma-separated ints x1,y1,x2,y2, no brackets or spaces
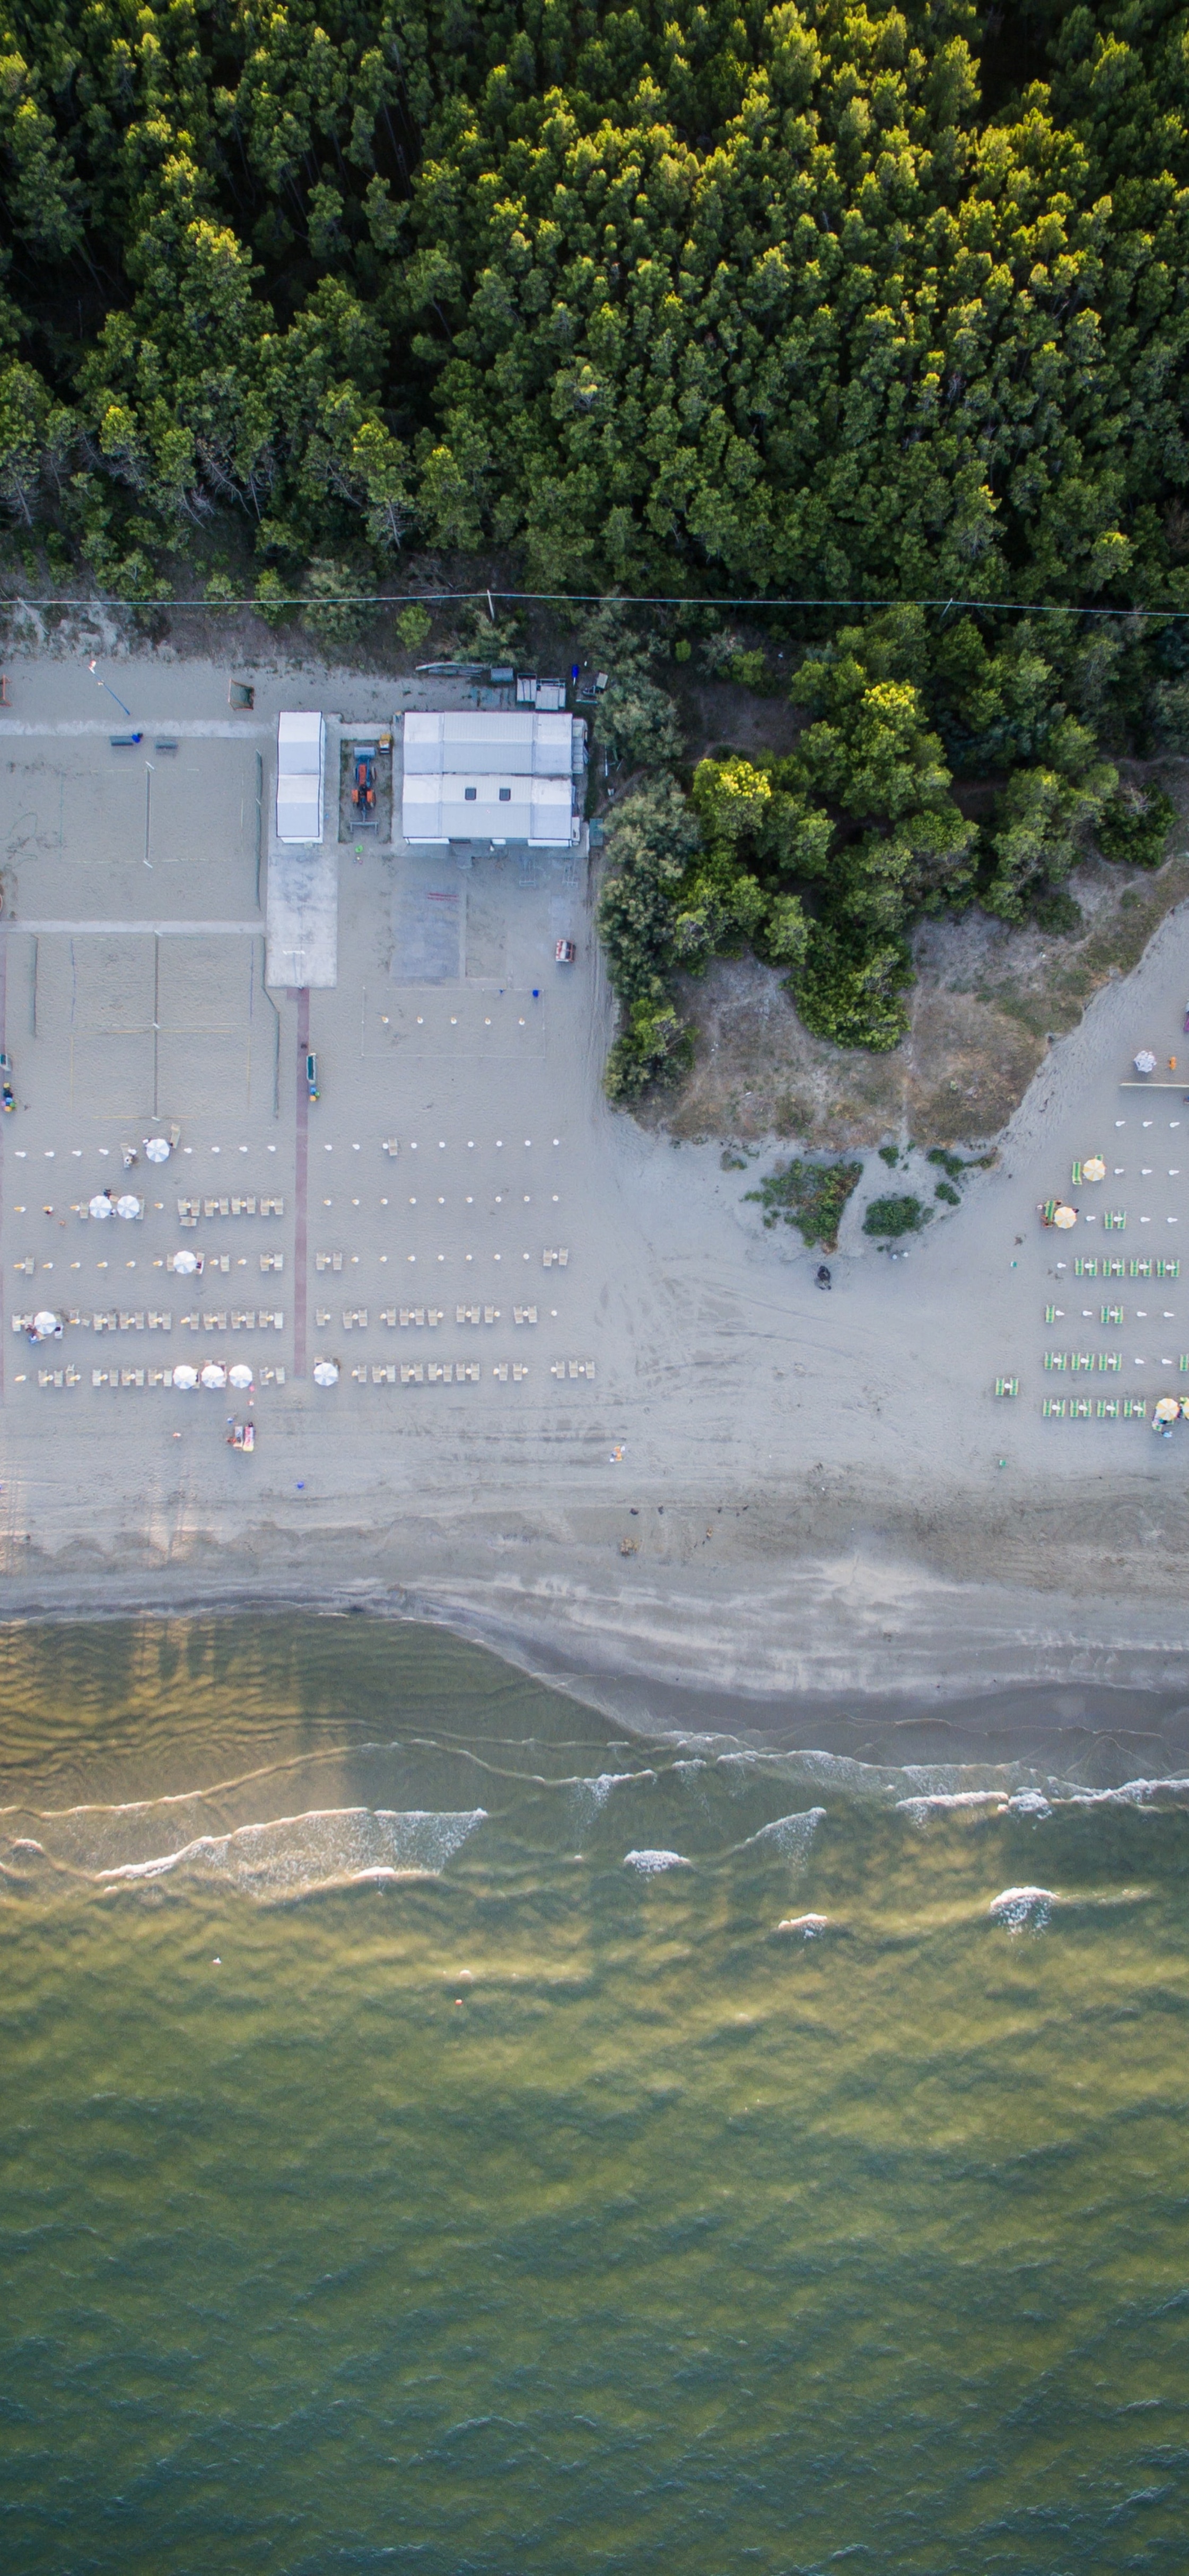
259,1366,286,1386
1043,1397,1065,1417
260,1252,284,1273
493,1362,509,1381
259,1310,284,1330
259,1196,285,1216
1097,1399,1120,1419
38,1369,63,1389
1158,1259,1181,1278
428,1308,444,1327
428,1362,449,1383
400,1362,423,1385
994,1378,1019,1398
484,1305,500,1324
1104,1211,1126,1231
372,1364,396,1385
147,1310,171,1330
315,1305,331,1327
231,1309,255,1330
148,1367,169,1386
1130,1259,1153,1278
121,1368,145,1388
382,1140,400,1158
1043,1352,1064,1372
94,1311,117,1333
461,1362,479,1383
558,1250,569,1267
1100,1304,1123,1325
1124,1398,1148,1418
1074,1257,1097,1278
179,1310,199,1330
513,1363,529,1381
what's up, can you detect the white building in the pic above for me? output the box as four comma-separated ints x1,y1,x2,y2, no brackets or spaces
402,709,583,848
275,712,325,844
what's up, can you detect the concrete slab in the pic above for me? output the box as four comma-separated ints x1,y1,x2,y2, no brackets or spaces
266,842,338,988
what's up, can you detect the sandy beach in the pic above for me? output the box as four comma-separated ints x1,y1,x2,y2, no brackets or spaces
3,641,1189,1756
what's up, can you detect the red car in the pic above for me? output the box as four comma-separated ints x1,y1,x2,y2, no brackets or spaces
351,751,377,820
555,939,576,964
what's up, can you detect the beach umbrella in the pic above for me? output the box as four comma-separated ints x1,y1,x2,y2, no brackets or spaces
229,1363,253,1390
88,1193,112,1219
170,1248,198,1275
1155,1396,1179,1423
33,1309,59,1338
1134,1049,1157,1075
144,1136,170,1163
172,1364,198,1389
115,1193,142,1219
200,1362,228,1389
1053,1203,1078,1229
313,1359,339,1387
1082,1155,1106,1181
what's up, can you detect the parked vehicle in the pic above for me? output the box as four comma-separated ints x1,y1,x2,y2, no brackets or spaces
555,939,577,965
0,1050,16,1113
351,750,377,822
305,1050,320,1101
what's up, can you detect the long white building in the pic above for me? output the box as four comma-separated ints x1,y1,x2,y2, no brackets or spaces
402,709,584,848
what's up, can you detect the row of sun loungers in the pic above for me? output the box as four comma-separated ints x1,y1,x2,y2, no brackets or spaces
1073,1257,1179,1278
1043,1398,1149,1418
29,1365,287,1390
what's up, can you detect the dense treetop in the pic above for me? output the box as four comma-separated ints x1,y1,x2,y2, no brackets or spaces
2,0,1189,604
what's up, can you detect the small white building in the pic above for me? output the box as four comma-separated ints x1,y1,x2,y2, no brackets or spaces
275,712,325,844
402,709,583,848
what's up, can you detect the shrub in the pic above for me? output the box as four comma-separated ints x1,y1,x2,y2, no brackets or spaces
1097,784,1176,869
934,1180,960,1206
604,1001,694,1103
787,926,913,1053
745,1159,862,1251
878,1144,900,1167
302,558,367,651
397,601,432,653
601,674,684,767
863,1193,929,1238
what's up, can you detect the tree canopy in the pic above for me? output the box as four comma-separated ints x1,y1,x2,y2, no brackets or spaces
2,0,1189,607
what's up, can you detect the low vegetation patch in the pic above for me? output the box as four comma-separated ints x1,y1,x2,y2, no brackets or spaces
863,1194,930,1240
745,1160,862,1253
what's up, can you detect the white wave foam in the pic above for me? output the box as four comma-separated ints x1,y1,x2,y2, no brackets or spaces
990,1885,1054,1932
897,1791,1007,1827
623,1848,690,1874
97,1806,486,1900
776,1913,829,1938
569,1769,644,1829
737,1806,826,1861
1007,1788,1053,1818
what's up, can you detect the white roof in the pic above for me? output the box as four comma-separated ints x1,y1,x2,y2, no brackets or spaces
277,711,324,772
276,778,322,840
403,709,574,777
403,770,576,847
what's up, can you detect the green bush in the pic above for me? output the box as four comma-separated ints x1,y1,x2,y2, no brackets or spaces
745,1160,862,1252
397,602,433,654
788,927,914,1054
1097,785,1177,870
878,1144,901,1168
934,1180,960,1206
604,1001,694,1103
863,1194,929,1239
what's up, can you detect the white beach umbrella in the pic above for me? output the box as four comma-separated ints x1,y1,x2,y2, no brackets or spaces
88,1193,112,1220
313,1359,339,1387
169,1248,198,1275
200,1361,228,1389
144,1136,170,1163
229,1363,253,1390
172,1363,198,1389
1134,1049,1157,1074
115,1193,142,1219
33,1309,59,1338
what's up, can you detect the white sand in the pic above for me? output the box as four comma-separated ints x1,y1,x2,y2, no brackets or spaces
4,644,1189,1730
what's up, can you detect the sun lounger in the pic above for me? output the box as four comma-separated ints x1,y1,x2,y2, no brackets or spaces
994,1378,1019,1397
1104,1211,1126,1230
460,1361,479,1382
1130,1259,1153,1278
400,1362,423,1384
1097,1399,1120,1418
484,1305,500,1324
513,1362,529,1381
259,1196,285,1216
372,1364,396,1384
258,1309,283,1329
1158,1259,1181,1278
1124,1398,1148,1418
1043,1397,1065,1417
260,1252,284,1273
428,1308,444,1326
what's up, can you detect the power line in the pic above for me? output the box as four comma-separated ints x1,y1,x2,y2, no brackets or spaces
2,585,1187,619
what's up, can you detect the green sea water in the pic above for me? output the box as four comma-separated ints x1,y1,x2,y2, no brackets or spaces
2,1614,1189,2575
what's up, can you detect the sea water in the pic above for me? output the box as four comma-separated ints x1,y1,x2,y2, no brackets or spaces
2,1613,1188,2574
